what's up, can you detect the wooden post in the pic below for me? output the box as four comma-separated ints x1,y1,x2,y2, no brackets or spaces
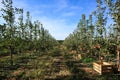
100,56,103,65
117,46,120,71
117,51,120,71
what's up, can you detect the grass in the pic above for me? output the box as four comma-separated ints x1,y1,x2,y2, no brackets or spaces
0,47,120,80
80,57,96,63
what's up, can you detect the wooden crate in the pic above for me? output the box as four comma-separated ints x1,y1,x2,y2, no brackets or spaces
93,62,113,75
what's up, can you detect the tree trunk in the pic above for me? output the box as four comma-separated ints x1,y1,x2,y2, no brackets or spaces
10,46,13,66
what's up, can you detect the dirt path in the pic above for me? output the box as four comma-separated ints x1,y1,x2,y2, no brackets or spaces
44,46,98,80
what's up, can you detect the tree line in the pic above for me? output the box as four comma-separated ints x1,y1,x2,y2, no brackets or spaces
64,0,120,60
0,0,120,65
0,0,58,65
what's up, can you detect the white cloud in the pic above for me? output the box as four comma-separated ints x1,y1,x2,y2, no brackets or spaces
33,16,76,40
31,10,43,16
53,0,68,12
62,11,75,17
0,0,5,24
0,0,3,9
70,6,83,11
61,6,83,17
13,0,27,9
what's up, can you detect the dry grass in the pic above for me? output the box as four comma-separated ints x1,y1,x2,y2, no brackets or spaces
56,69,71,76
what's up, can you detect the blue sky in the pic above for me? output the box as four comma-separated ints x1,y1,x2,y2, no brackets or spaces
0,0,97,40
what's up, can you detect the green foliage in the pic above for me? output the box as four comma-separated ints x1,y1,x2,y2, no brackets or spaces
64,0,119,61
80,57,95,63
105,0,120,44
0,0,58,57
0,0,120,79
64,14,89,51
